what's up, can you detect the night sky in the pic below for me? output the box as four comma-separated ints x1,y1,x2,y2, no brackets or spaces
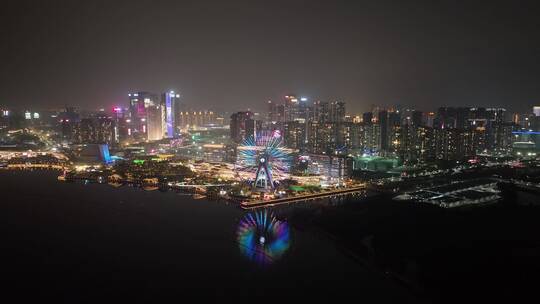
1,0,539,113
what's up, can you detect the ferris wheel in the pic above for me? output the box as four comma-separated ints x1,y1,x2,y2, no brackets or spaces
235,132,291,189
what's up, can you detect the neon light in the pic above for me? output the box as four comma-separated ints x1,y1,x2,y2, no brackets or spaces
165,92,174,137
235,132,292,187
98,144,112,163
512,131,540,135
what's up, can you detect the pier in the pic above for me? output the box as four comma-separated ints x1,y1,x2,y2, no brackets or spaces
240,185,366,210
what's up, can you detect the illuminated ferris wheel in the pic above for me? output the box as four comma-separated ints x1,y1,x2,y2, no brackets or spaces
235,132,291,190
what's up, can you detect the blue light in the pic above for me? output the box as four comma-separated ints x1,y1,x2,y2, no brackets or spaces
165,93,174,137
98,144,112,163
512,131,540,135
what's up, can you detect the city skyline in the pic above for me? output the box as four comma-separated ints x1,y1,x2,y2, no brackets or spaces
2,1,540,113
3,1,540,302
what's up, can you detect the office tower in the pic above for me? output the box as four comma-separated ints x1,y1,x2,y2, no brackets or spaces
282,95,309,122
230,111,254,143
281,95,310,150
161,90,181,138
128,92,146,139
304,100,347,154
245,118,261,141
112,106,129,143
128,92,161,141
283,95,298,122
267,100,286,124
146,102,164,141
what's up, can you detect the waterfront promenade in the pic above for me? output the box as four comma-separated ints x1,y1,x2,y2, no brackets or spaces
240,185,366,209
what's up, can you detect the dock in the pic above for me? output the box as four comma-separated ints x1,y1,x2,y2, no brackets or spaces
240,185,366,210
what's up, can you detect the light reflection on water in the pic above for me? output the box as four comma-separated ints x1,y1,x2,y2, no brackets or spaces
236,210,290,265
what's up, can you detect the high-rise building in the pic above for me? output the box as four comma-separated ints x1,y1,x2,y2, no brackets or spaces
412,110,423,126
436,107,469,129
326,101,346,123
426,112,435,127
283,120,306,150
434,128,460,160
112,106,129,143
161,90,181,138
306,121,336,154
311,100,324,123
178,110,217,129
267,100,285,124
0,109,9,130
128,92,162,141
534,106,540,117
485,107,506,123
416,126,436,161
146,102,164,141
58,107,80,143
378,110,388,151
283,95,308,122
362,112,373,124
267,100,278,122
72,115,115,146
363,121,381,153
230,111,254,143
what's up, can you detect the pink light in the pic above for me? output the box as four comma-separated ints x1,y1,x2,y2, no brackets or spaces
113,107,122,113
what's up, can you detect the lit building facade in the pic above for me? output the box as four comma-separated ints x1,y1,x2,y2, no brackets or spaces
162,91,181,138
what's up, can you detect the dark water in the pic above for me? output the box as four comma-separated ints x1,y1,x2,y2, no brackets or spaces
0,171,416,302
